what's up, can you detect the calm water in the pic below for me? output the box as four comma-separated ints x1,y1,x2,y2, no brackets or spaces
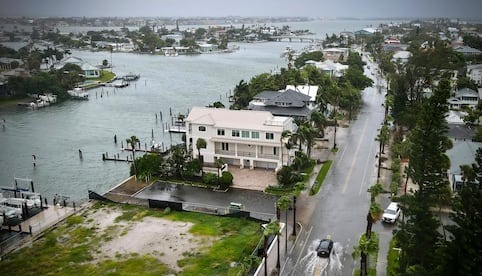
0,20,387,201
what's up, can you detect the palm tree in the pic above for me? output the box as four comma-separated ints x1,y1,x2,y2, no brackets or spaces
277,196,292,256
310,110,327,138
280,130,292,166
196,138,207,166
295,121,317,158
263,220,281,276
126,135,140,176
292,182,305,236
352,233,379,276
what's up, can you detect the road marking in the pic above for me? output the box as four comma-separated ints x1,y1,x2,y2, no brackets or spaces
342,116,369,194
293,225,313,272
359,135,377,195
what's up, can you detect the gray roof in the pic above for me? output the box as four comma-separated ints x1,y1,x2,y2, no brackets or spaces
249,105,311,118
253,89,311,108
447,140,482,174
448,124,474,140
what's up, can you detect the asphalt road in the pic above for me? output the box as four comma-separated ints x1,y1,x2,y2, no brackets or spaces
283,53,387,276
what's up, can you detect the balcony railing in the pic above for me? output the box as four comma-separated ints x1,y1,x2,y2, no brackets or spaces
214,149,235,156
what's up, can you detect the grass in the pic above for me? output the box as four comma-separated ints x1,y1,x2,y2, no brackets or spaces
353,232,379,276
387,236,401,276
309,160,333,195
0,202,261,276
0,96,31,107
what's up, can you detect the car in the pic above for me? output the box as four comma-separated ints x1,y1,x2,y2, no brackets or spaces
316,238,334,258
382,202,401,223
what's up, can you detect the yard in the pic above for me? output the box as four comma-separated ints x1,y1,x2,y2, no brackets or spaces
0,201,262,275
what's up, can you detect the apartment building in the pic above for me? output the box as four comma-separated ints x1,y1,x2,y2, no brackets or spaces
185,107,294,170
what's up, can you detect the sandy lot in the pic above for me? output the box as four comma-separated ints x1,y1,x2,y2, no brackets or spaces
82,206,214,272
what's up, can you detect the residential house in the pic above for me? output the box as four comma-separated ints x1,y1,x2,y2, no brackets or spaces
467,64,482,86
447,139,481,192
322,48,349,62
185,107,294,170
454,45,482,57
354,28,379,37
391,51,412,64
448,88,479,110
248,89,312,120
285,85,319,109
198,43,218,53
305,59,348,78
54,56,101,79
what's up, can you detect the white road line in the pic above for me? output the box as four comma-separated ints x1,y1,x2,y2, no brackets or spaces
342,116,369,194
293,225,313,272
359,135,377,195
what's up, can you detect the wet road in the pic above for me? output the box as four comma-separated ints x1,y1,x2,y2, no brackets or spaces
284,53,387,275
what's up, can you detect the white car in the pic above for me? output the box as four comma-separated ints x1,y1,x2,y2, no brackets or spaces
382,202,400,223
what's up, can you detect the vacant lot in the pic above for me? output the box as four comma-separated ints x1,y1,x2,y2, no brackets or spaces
0,201,262,275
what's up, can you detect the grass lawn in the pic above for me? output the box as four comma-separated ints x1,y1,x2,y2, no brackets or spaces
310,160,333,195
0,202,261,276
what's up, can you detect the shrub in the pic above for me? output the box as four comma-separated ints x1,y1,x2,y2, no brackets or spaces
202,172,217,186
219,171,233,189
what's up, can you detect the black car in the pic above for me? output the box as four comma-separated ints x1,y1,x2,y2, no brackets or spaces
316,238,334,258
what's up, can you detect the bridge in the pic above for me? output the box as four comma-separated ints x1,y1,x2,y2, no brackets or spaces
271,36,323,43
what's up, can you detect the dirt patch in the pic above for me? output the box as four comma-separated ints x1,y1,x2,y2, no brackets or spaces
84,207,214,272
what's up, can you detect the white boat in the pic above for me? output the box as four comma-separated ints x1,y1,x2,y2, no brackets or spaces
68,88,89,100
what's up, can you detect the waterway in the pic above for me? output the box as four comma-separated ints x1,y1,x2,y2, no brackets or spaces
0,19,388,202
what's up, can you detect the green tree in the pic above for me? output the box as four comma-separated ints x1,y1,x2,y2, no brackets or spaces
310,110,327,138
277,196,291,257
294,50,324,68
262,220,281,276
132,154,163,181
439,148,482,275
195,138,207,166
352,233,379,276
126,135,140,176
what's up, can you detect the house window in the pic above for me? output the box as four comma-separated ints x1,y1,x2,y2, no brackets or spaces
222,143,229,151
251,131,259,139
232,130,240,137
217,129,225,136
266,132,274,140
242,130,250,138
273,147,278,155
198,126,206,132
188,123,192,134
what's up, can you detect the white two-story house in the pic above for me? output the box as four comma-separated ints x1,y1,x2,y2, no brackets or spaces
185,107,294,170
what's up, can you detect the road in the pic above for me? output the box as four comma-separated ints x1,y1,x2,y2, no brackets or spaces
282,53,388,275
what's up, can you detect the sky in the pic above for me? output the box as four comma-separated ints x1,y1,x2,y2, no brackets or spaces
0,0,481,19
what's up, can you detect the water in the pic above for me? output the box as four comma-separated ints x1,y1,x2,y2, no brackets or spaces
301,239,344,276
0,20,388,202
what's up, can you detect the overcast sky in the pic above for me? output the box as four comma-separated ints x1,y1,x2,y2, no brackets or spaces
0,0,481,19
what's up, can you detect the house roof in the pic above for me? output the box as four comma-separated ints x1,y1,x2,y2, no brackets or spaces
285,85,318,102
265,89,311,107
456,87,478,97
186,107,290,132
249,105,311,118
447,139,482,174
454,46,481,55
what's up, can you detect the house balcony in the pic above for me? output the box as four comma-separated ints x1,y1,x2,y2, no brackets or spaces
214,149,236,156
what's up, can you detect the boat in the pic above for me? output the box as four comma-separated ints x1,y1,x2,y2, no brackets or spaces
169,120,186,133
119,73,140,81
18,94,57,109
67,87,89,100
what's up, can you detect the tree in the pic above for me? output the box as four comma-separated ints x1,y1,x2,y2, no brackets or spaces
195,138,207,166
262,220,281,276
291,182,305,236
439,148,482,275
126,135,140,176
310,110,327,138
352,233,379,276
277,196,292,257
280,130,292,166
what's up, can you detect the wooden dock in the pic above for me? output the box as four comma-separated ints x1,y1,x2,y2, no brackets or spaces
102,153,133,162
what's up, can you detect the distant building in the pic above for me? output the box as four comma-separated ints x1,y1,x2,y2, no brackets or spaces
453,45,482,57
185,107,294,170
467,64,482,86
305,59,348,78
447,88,480,110
391,51,412,64
322,48,349,62
447,139,481,192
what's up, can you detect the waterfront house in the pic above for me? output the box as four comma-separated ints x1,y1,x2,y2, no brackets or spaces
185,107,294,170
453,45,482,57
248,89,312,120
285,85,319,109
447,88,479,110
322,47,349,62
305,59,348,78
54,56,101,79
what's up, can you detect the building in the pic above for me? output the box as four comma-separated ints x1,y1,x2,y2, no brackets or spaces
447,139,481,192
453,45,482,57
391,51,412,64
54,56,101,79
322,48,349,62
467,64,482,86
185,107,294,170
248,89,312,120
305,59,348,78
448,88,480,110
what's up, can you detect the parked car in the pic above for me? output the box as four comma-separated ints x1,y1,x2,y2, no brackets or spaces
316,238,334,258
382,202,401,223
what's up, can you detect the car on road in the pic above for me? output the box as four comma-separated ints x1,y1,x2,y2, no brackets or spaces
316,238,334,258
382,202,401,223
